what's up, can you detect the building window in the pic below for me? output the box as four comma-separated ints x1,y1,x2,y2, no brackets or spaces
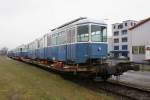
122,53,128,57
122,45,128,50
122,37,127,42
113,31,119,36
118,24,123,29
132,46,139,54
114,46,119,50
122,30,127,35
132,46,145,54
113,25,116,29
131,22,133,26
114,38,119,43
139,46,145,54
134,23,136,26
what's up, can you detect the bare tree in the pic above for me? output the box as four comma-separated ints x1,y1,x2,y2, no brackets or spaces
0,47,8,55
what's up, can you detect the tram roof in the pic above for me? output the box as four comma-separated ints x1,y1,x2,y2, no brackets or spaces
51,17,106,31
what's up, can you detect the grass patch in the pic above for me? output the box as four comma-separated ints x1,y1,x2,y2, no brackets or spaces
0,56,115,100
140,64,150,72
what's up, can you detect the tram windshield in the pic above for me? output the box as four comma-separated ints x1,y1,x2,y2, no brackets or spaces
77,25,89,42
91,25,107,42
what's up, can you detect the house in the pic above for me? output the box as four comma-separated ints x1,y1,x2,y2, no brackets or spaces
129,17,150,63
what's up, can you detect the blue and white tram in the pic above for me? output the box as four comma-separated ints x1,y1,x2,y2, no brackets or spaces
46,17,107,64
8,17,139,80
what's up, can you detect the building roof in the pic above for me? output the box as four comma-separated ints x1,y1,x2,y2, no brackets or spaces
123,20,137,22
112,20,137,25
129,17,150,30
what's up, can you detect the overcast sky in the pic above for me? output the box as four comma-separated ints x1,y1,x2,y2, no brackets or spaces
0,0,150,49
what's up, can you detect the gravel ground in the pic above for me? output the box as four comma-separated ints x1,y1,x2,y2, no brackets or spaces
111,71,150,89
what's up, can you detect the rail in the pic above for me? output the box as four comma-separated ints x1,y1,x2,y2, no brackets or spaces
11,57,150,100
96,81,150,100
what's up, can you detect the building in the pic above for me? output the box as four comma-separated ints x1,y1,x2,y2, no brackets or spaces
107,36,113,55
129,17,150,63
111,20,137,58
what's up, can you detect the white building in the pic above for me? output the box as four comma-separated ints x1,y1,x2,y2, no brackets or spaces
107,36,113,54
111,20,137,58
129,17,150,63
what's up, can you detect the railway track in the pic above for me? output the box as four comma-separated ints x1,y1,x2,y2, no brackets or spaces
96,81,150,100
69,77,150,100
13,58,150,100
56,72,150,100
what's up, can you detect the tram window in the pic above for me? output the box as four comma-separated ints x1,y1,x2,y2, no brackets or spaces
55,34,58,45
40,39,44,48
51,34,57,45
57,32,62,45
102,27,107,42
51,37,54,45
77,25,89,42
67,28,75,43
61,31,67,44
91,25,102,42
58,31,67,45
71,28,75,43
65,31,67,44
47,35,51,46
67,30,71,43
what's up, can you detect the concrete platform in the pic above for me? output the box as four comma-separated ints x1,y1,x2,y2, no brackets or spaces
110,71,150,89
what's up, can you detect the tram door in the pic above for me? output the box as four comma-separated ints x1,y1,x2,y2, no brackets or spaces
66,28,75,63
66,46,72,62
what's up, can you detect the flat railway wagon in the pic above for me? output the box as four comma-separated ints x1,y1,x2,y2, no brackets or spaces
8,17,139,80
